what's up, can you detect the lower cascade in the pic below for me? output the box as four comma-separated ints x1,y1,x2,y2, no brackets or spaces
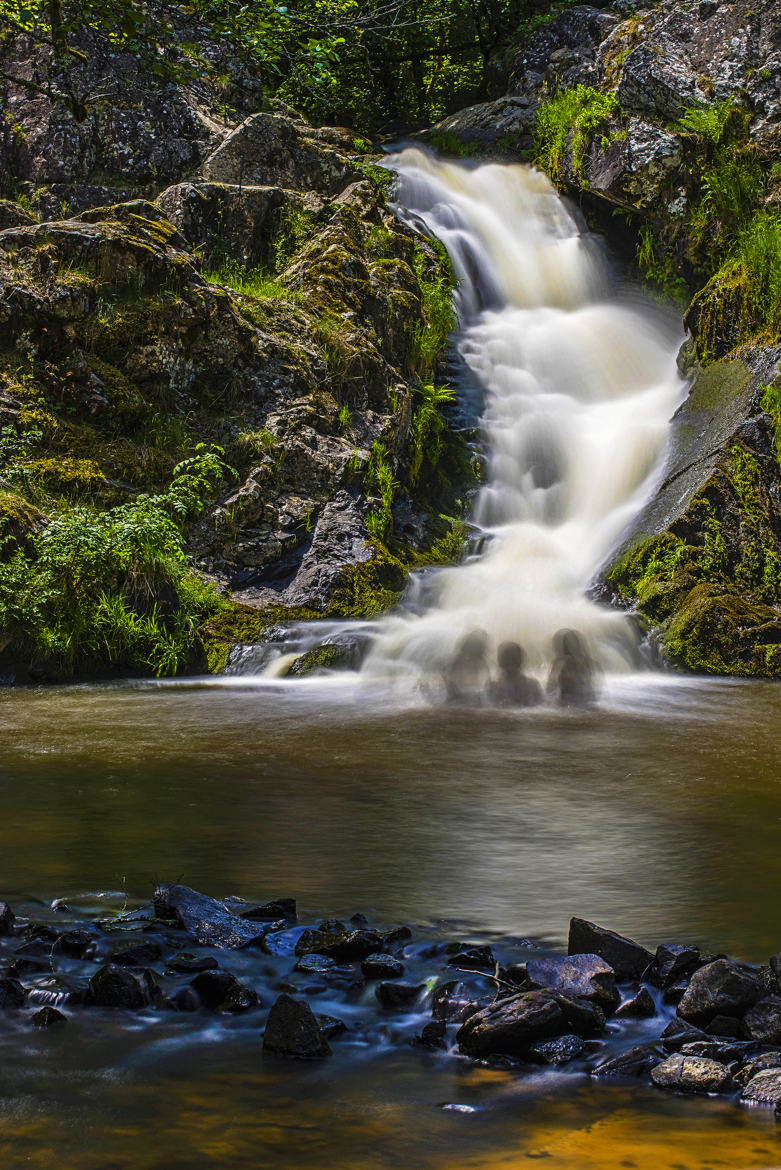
359,149,688,688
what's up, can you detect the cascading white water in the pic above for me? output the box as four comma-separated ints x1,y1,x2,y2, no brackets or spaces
362,148,687,684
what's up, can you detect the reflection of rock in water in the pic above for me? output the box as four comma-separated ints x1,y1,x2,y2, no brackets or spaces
361,150,686,686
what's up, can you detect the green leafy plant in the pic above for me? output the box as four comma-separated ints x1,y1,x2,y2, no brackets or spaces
534,85,620,182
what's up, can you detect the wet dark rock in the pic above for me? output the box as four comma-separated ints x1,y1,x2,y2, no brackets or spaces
652,944,701,988
242,898,297,923
111,940,164,967
651,1053,733,1095
741,1069,781,1106
142,968,166,1007
87,964,146,1009
677,960,763,1027
361,954,404,980
297,928,383,962
54,930,94,959
0,978,26,1008
456,991,566,1059
218,985,259,1013
681,1040,753,1063
447,944,495,971
662,980,689,1006
660,1018,708,1051
568,918,652,980
190,970,240,1009
317,919,347,935
734,1052,781,1087
317,1014,347,1040
415,1020,447,1048
168,987,201,1012
154,883,266,950
705,1014,743,1038
432,980,479,1023
31,1005,67,1028
592,1045,663,1080
527,954,618,1011
376,981,426,1010
528,1033,584,1065
504,963,531,987
382,926,413,947
350,913,369,927
553,993,606,1036
295,954,338,976
741,997,781,1045
168,953,219,975
0,902,16,935
263,992,331,1059
614,986,656,1019
10,939,51,974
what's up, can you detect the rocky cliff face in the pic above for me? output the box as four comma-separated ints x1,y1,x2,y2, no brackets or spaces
0,35,471,681
428,0,781,676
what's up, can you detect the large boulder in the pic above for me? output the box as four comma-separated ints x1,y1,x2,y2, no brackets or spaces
156,181,319,270
201,113,359,196
456,990,566,1058
677,960,763,1027
568,918,653,980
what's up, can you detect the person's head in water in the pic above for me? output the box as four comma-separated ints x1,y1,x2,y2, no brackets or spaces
443,628,489,703
497,641,524,674
489,641,543,707
455,629,489,665
548,628,595,706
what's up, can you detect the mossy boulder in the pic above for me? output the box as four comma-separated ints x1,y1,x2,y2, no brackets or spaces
601,348,781,675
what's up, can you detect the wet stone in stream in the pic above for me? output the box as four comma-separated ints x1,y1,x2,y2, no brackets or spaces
0,889,780,1119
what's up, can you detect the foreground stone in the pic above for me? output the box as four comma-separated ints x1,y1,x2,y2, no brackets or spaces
263,993,330,1059
456,991,565,1058
741,1069,781,1107
651,1054,733,1095
677,960,763,1027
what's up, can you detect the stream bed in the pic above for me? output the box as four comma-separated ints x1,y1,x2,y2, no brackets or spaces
1,674,780,1168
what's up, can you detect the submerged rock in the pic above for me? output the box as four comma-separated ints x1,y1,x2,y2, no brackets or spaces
263,992,331,1059
376,981,426,1010
31,1005,67,1028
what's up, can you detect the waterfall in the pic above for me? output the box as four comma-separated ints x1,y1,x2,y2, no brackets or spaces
361,148,687,685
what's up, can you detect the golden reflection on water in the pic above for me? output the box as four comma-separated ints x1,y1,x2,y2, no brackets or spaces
2,1059,781,1170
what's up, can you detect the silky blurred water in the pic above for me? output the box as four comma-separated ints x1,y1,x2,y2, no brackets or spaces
1,676,781,1167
